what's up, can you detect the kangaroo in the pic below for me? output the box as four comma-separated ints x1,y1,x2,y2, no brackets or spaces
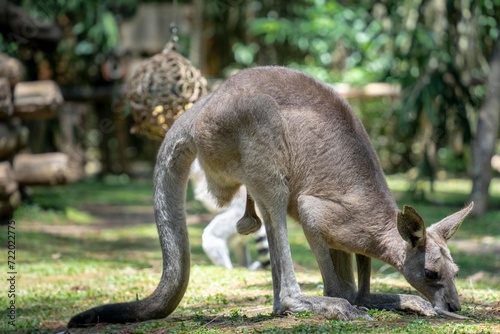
68,67,473,327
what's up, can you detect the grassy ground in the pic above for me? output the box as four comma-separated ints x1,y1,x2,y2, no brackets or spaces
1,175,499,333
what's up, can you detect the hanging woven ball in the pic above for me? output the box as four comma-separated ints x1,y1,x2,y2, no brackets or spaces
127,43,208,141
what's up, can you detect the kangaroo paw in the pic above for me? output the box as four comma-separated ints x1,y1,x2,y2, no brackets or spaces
280,295,372,321
404,296,436,316
236,216,262,235
387,295,436,316
434,306,468,320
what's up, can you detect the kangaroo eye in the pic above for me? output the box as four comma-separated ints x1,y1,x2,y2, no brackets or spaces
424,269,440,280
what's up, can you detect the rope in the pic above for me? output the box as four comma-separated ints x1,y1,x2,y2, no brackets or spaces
127,0,207,140
169,0,179,47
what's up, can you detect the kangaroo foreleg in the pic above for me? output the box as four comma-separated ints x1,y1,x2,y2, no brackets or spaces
355,254,371,299
294,195,370,320
262,201,368,320
354,254,435,316
355,293,436,316
303,230,357,302
329,249,357,302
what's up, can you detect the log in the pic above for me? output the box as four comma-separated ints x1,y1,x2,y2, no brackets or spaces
492,155,500,173
14,152,69,186
0,190,20,220
0,53,25,87
0,120,28,160
0,78,13,119
331,83,401,99
0,161,18,198
0,161,20,220
13,80,63,120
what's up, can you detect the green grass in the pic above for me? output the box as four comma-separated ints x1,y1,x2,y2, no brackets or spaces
1,176,499,333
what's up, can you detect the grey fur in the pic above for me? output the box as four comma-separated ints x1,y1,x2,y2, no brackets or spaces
68,67,473,327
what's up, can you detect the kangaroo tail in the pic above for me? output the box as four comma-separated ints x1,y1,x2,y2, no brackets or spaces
68,107,199,327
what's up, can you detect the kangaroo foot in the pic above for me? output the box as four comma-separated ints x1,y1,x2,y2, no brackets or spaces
355,293,436,316
402,296,436,316
279,295,372,321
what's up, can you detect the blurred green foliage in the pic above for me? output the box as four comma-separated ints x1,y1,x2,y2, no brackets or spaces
1,0,498,176
231,0,500,174
0,0,138,85
247,0,387,84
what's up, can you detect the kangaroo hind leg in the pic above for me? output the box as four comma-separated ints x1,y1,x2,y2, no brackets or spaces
265,194,370,320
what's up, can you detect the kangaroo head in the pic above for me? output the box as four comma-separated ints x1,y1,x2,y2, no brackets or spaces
396,203,473,312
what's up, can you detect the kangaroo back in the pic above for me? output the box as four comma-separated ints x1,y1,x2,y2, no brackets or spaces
196,67,395,221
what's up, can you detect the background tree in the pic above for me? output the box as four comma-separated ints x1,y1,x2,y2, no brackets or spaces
470,36,500,215
233,0,500,213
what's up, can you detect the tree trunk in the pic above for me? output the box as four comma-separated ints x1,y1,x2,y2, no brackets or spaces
470,37,500,216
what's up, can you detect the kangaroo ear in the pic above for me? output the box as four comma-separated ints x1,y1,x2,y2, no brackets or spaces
397,205,426,248
429,202,474,241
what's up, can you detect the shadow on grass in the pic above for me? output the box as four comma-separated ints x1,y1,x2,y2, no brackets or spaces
16,229,161,267
25,178,207,213
179,312,276,329
55,312,277,334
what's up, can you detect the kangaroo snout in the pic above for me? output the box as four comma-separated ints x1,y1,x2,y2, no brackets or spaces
433,294,461,313
447,301,461,312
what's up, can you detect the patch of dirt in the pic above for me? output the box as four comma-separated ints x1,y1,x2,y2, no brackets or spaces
80,203,156,227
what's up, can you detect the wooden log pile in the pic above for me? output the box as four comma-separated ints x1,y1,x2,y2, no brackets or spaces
0,119,28,160
0,53,68,222
13,80,64,120
14,153,70,186
0,53,24,87
0,162,20,220
0,78,13,118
